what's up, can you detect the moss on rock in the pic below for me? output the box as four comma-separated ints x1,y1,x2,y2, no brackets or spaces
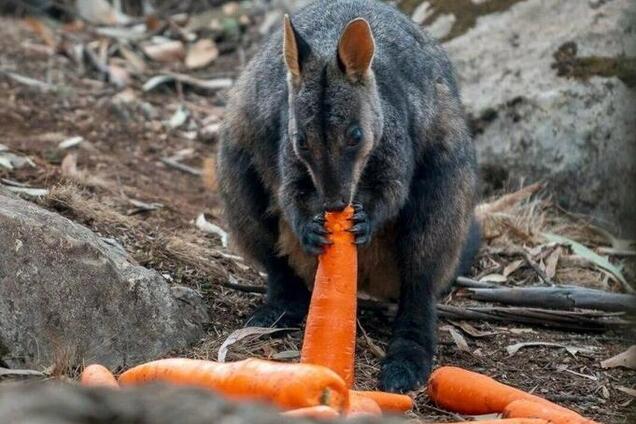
398,0,527,42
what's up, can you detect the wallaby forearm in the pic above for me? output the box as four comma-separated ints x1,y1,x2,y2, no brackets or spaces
355,181,409,235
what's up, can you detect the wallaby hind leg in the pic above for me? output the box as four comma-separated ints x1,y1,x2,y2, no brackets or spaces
218,143,310,328
380,165,475,393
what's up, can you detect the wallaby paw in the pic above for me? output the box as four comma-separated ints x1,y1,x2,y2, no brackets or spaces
379,341,430,393
300,213,331,255
245,303,304,328
350,202,372,245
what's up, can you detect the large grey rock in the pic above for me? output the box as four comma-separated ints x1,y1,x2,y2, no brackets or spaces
0,192,208,369
418,0,636,234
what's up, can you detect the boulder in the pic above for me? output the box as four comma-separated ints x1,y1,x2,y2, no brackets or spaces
0,191,208,369
410,0,636,235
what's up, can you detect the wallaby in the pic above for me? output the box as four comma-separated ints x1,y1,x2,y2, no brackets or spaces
217,0,480,393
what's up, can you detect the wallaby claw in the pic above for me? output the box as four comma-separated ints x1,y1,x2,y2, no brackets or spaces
300,213,332,255
349,202,372,245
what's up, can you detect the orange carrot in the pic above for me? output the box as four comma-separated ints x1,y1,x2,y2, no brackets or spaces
283,406,340,419
503,399,599,424
118,358,348,411
79,364,119,389
301,206,357,387
428,366,585,417
439,420,549,424
346,391,382,417
351,390,413,414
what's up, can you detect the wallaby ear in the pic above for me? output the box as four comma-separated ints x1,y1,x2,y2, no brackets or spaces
283,14,310,81
337,18,375,81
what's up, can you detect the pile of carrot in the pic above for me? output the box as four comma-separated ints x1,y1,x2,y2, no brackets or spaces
78,206,412,419
78,205,600,423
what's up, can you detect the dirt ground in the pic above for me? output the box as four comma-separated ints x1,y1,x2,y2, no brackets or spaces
0,13,634,423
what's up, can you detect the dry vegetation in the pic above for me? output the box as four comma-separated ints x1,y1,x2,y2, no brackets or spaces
0,2,634,423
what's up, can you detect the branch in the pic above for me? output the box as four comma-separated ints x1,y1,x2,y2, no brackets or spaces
463,286,636,313
436,304,629,332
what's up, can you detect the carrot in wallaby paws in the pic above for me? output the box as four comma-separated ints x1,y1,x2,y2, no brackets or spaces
79,364,119,389
428,366,587,418
503,399,600,424
283,406,340,419
301,205,357,387
118,358,349,411
351,390,413,413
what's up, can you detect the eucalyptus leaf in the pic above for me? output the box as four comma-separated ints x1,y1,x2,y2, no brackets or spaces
543,233,629,289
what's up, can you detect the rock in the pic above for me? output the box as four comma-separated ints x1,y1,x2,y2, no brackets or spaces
0,192,208,369
415,0,636,234
0,382,402,424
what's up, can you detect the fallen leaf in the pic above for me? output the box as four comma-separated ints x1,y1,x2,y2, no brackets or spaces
449,320,497,338
2,185,48,197
95,26,147,41
272,350,300,360
479,273,507,283
107,64,130,87
503,259,524,277
0,154,13,170
143,73,232,92
164,105,189,129
506,342,595,357
544,246,562,280
616,386,636,398
160,157,202,176
142,40,185,63
127,199,163,215
0,152,33,169
2,71,52,90
185,39,219,69
601,345,636,370
195,213,228,247
200,122,221,142
218,327,291,362
508,328,536,335
543,233,631,292
113,88,137,103
76,0,130,25
118,45,146,73
600,385,610,399
0,367,45,377
441,325,470,352
58,136,84,150
176,130,198,140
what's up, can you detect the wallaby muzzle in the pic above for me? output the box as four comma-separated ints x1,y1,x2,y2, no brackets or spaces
320,171,354,212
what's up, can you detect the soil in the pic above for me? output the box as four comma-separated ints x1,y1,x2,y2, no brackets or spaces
0,13,634,424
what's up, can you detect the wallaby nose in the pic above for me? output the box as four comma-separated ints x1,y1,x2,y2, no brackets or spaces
324,199,348,212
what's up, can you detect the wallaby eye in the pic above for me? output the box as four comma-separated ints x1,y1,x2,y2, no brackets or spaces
347,126,363,147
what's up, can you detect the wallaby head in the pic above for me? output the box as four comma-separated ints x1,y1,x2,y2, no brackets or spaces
283,15,384,212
